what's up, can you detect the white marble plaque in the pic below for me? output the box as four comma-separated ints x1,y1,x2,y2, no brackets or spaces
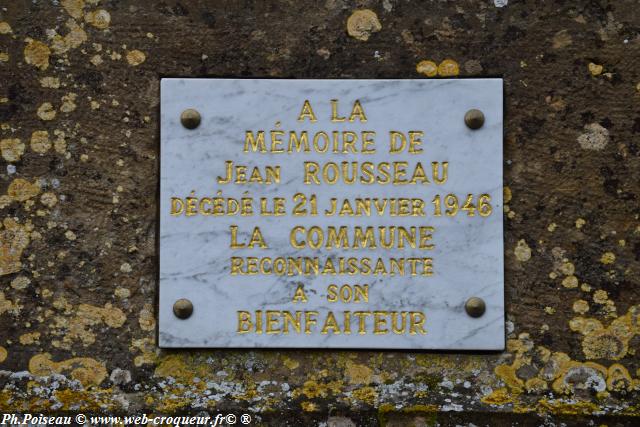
159,78,504,350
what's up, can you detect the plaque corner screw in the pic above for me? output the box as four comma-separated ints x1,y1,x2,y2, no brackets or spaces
173,298,194,319
465,297,486,318
464,109,485,130
180,108,201,130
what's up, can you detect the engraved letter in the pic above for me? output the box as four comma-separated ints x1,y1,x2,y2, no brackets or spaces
237,311,253,334
297,100,318,122
170,198,184,216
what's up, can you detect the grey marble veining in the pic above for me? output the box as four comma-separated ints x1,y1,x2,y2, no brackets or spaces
159,78,504,350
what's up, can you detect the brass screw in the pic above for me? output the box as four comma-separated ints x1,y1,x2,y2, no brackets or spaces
465,297,486,318
173,298,193,319
180,109,201,129
464,109,485,130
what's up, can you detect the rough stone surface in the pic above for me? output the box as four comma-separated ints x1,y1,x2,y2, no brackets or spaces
0,0,639,425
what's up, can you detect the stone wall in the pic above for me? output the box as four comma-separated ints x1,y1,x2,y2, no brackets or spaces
0,0,639,425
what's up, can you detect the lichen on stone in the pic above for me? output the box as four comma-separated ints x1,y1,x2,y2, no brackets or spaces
30,130,52,153
577,123,609,150
61,0,85,20
126,49,146,66
346,10,381,41
7,178,40,201
37,102,57,121
0,22,12,34
29,353,107,387
24,39,51,70
85,9,111,29
416,60,438,77
0,138,25,162
437,59,459,77
514,239,532,262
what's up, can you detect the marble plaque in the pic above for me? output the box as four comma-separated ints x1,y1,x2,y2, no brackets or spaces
159,78,504,350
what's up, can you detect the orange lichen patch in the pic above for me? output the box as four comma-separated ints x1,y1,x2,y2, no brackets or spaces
0,346,6,363
65,21,88,49
24,39,51,70
492,310,639,402
0,218,31,276
569,317,603,335
294,377,343,400
61,0,85,19
600,251,616,264
416,60,438,77
302,379,326,398
593,289,608,304
561,275,579,288
53,129,67,153
351,386,377,405
114,287,130,299
504,186,512,203
610,306,639,338
514,239,531,261
40,76,61,88
154,355,194,380
0,22,12,34
154,354,215,386
572,299,589,314
126,49,146,66
52,303,127,348
346,9,381,41
82,303,126,328
301,401,318,412
282,356,300,370
606,364,636,392
588,62,603,76
495,364,524,392
19,331,41,345
85,9,110,29
40,192,58,208
491,333,537,399
8,178,40,201
11,275,30,290
345,361,373,385
132,337,156,367
551,361,607,394
60,92,77,113
559,261,575,276
50,20,87,55
29,353,107,387
582,330,626,360
0,138,25,162
481,387,513,405
0,291,20,315
31,130,51,153
138,304,155,331
570,306,638,360
37,102,56,121
437,59,459,77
